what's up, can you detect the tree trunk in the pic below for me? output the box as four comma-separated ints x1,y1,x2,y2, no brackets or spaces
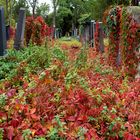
28,0,37,17
32,0,37,17
53,6,56,27
33,5,35,17
53,0,57,38
9,0,14,25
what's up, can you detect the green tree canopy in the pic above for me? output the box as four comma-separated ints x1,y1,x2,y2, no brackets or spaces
36,2,50,18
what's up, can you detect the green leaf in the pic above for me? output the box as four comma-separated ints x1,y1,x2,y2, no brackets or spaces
109,121,116,131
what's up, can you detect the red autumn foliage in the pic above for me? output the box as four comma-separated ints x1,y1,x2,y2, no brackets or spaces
25,16,52,46
121,9,139,77
105,6,140,77
1,46,140,139
1,12,140,139
9,26,15,39
106,6,122,66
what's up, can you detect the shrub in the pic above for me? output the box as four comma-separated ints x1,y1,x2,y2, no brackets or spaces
9,26,15,39
25,16,51,46
0,45,50,82
32,16,48,45
25,16,34,46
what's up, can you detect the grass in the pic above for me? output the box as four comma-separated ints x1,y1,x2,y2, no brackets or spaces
57,37,82,48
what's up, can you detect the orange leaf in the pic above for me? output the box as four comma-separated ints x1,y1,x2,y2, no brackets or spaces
30,108,36,114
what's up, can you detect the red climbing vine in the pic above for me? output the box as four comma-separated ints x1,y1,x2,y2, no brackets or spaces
105,6,140,77
106,6,122,66
121,7,139,77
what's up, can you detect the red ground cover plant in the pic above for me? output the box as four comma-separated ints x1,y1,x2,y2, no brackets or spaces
0,44,140,139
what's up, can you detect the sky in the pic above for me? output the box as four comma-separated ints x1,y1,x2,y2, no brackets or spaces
39,0,51,5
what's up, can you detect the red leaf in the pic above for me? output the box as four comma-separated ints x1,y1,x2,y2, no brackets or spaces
124,132,136,140
124,122,132,132
10,119,19,128
7,126,14,140
0,111,7,118
67,116,76,122
77,115,88,122
14,134,23,140
31,114,40,121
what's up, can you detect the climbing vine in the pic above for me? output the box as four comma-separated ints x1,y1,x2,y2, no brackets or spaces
121,7,139,77
105,6,140,77
106,6,122,66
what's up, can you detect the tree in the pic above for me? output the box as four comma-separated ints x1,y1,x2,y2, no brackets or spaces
13,0,30,20
0,0,16,24
51,0,60,38
53,0,85,35
56,0,72,35
0,0,7,16
51,0,59,29
27,0,38,17
131,0,139,5
67,0,85,31
83,0,131,20
56,6,73,35
36,2,49,19
48,0,139,37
